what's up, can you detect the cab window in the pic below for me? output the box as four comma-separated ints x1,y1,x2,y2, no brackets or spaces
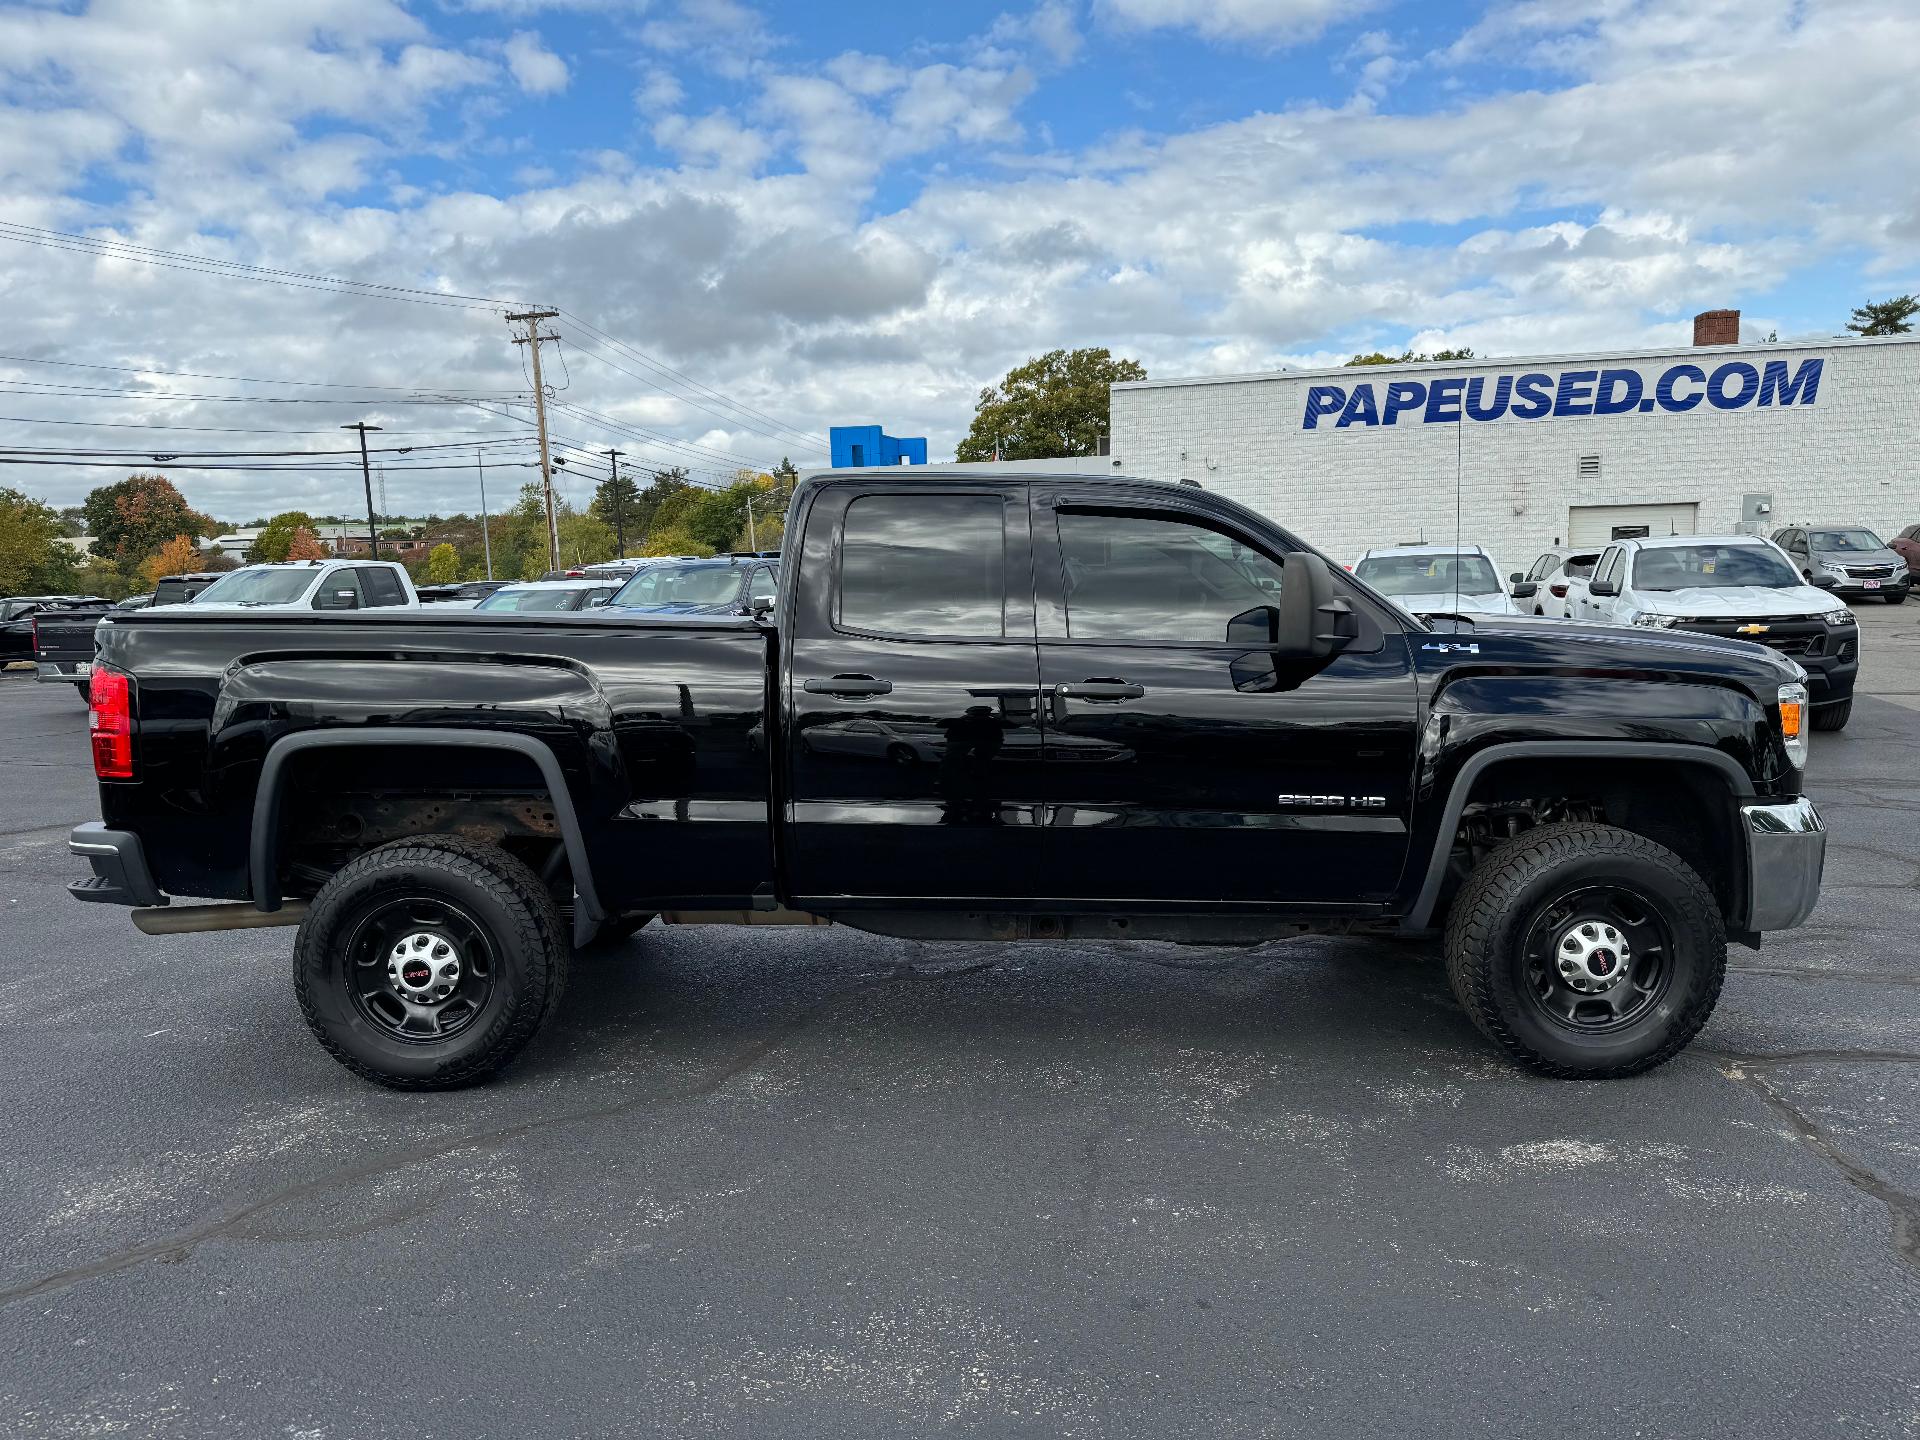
839,493,1006,638
1057,510,1284,644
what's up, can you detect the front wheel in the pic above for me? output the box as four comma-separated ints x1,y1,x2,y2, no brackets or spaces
294,836,569,1089
1812,699,1852,731
1884,590,1906,605
1444,823,1725,1078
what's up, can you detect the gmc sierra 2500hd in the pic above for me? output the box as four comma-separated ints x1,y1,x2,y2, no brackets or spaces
68,470,1826,1088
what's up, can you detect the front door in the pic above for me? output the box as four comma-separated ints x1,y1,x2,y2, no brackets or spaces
783,484,1045,903
1031,489,1418,907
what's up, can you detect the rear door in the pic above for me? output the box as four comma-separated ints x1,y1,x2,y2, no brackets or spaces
356,566,409,607
783,482,1045,902
1030,487,1418,907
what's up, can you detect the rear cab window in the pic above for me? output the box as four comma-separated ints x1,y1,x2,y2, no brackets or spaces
838,493,1008,638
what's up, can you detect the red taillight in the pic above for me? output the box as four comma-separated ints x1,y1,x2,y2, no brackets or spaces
90,667,133,780
1551,583,1568,598
30,616,41,657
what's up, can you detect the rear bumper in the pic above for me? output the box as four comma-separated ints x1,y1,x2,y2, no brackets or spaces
35,661,88,683
67,822,167,908
1741,798,1825,932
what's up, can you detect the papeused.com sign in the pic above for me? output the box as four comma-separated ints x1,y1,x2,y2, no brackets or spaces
1301,357,1824,431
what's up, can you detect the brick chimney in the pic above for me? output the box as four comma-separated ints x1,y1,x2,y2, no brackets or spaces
1692,308,1740,346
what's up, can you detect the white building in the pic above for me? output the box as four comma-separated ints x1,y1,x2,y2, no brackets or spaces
1109,314,1920,575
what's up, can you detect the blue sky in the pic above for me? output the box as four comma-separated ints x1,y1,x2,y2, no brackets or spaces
0,0,1914,518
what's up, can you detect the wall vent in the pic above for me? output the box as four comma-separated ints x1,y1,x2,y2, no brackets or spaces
1576,454,1602,481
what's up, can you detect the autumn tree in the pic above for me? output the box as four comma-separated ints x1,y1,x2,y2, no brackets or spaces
247,511,319,563
140,534,204,587
284,526,331,562
427,543,460,584
0,487,81,595
81,474,215,565
1846,296,1917,336
957,348,1146,462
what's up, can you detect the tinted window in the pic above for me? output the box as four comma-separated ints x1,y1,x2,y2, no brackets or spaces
615,562,747,607
477,587,590,613
1355,552,1501,598
1595,548,1622,586
359,567,407,607
1809,528,1886,552
313,569,361,610
1563,552,1600,578
1059,511,1284,643
193,568,317,606
1631,544,1799,591
840,494,1005,637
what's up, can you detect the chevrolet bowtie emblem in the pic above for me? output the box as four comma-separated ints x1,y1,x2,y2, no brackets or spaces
1735,623,1770,635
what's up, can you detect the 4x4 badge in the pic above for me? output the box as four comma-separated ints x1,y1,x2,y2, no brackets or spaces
1421,642,1480,655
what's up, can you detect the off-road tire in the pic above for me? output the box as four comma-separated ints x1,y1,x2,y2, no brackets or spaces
294,835,568,1090
1443,822,1725,1078
1812,699,1852,731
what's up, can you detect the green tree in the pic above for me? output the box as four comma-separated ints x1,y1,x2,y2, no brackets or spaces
1846,296,1917,336
591,468,643,553
632,468,694,541
956,348,1146,461
1344,347,1476,365
80,474,215,565
247,510,319,563
427,543,460,584
0,487,81,594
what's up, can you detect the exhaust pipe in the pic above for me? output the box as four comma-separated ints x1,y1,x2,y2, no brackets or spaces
132,900,310,935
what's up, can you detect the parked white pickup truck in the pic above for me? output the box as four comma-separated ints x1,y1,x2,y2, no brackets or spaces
186,560,420,612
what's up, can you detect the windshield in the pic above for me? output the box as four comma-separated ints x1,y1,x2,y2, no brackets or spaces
476,587,587,613
1809,528,1886,552
1631,544,1800,590
190,568,317,606
613,563,742,607
1354,553,1503,597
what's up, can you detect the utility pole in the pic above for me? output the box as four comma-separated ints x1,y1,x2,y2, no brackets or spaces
341,422,382,558
605,449,625,558
506,308,562,573
476,446,494,580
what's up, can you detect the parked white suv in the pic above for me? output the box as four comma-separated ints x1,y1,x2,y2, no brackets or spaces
1350,543,1527,618
1576,534,1859,729
1515,546,1602,619
186,560,420,612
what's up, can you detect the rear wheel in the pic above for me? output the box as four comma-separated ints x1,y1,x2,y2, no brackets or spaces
1812,699,1852,731
294,835,568,1089
1444,822,1725,1078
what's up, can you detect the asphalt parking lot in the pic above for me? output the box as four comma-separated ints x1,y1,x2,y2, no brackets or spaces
2,612,1917,1439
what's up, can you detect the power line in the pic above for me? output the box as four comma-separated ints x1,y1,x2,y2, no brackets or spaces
0,350,520,396
559,332,823,451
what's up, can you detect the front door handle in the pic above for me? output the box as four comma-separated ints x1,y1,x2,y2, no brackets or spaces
1051,678,1144,723
804,673,893,697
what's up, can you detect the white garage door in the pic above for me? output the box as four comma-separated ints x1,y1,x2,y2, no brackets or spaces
1567,503,1699,548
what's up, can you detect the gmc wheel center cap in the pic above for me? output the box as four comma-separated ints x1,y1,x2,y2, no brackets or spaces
388,931,460,1001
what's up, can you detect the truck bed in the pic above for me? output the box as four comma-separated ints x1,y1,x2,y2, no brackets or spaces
32,604,112,685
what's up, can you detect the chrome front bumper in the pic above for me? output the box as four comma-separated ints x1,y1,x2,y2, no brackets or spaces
1742,797,1826,932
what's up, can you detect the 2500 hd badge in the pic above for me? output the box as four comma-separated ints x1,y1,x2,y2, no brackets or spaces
1277,793,1389,809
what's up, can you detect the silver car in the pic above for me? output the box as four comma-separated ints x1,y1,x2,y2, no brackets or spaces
1772,525,1909,604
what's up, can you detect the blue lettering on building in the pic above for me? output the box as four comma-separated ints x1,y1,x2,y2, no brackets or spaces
1301,357,1824,430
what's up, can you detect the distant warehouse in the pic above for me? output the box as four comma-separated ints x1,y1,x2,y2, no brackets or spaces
1108,312,1920,573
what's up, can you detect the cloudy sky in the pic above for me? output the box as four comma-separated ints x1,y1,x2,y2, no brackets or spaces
0,0,1915,522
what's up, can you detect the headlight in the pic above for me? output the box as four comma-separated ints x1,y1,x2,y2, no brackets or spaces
1778,681,1808,769
1631,612,1680,627
1822,609,1854,627
1822,563,1849,578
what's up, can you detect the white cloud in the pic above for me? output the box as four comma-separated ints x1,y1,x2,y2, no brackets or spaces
503,30,570,95
1097,0,1383,45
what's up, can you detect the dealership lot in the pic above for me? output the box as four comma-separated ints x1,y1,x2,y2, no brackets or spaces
1,610,1916,1437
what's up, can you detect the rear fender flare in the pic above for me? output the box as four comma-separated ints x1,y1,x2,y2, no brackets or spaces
249,727,605,946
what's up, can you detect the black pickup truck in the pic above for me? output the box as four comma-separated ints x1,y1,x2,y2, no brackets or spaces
69,470,1826,1088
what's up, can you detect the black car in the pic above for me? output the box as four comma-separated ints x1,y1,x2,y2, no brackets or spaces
1,595,109,660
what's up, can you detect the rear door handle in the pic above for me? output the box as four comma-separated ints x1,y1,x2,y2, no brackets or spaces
804,673,893,697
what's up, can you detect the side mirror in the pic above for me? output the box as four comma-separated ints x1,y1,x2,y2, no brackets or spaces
1510,581,1539,599
1587,579,1617,597
1276,553,1353,659
1509,571,1524,584
750,593,776,619
1811,572,1838,590
589,595,611,607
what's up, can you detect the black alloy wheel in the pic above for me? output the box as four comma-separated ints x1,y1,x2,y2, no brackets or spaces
1444,822,1725,1078
342,893,498,1043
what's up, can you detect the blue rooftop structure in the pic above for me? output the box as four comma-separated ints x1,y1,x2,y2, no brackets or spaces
830,424,927,468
